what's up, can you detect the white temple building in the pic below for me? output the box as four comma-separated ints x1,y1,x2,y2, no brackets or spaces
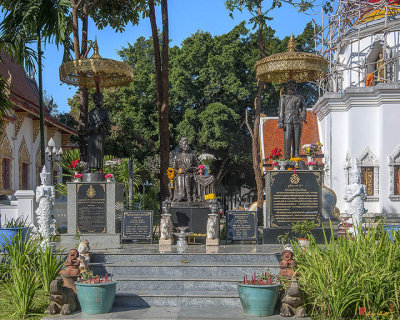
313,0,400,220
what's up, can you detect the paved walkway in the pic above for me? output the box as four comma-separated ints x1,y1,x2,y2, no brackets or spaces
42,306,310,320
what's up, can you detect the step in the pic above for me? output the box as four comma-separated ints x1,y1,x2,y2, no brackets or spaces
114,292,242,308
90,263,280,278
90,252,281,265
115,278,241,293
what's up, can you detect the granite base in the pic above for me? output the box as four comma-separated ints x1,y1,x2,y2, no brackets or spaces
61,234,121,249
206,238,219,246
159,238,174,246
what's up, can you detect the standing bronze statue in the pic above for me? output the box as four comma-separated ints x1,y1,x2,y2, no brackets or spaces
86,92,110,172
170,137,198,202
278,80,307,160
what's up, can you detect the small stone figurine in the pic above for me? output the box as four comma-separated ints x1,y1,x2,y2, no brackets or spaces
278,246,295,279
45,277,78,315
344,165,367,237
280,278,307,318
77,240,90,276
159,199,174,245
35,166,57,249
60,249,80,278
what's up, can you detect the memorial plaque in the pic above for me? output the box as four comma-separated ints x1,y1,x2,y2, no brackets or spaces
226,211,257,241
268,171,322,228
77,183,106,233
121,210,153,240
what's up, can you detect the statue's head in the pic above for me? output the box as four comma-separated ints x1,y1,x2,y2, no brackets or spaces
351,168,361,184
40,165,50,186
92,91,104,107
287,79,297,94
282,246,293,260
179,137,190,152
68,248,79,260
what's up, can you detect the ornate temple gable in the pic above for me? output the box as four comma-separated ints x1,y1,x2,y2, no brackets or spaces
0,135,12,159
356,146,379,201
47,126,57,141
15,111,27,138
19,136,30,164
389,145,400,201
32,120,40,143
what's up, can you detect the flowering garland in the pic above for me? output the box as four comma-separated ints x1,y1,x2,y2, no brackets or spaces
269,147,283,161
167,168,175,188
204,193,216,200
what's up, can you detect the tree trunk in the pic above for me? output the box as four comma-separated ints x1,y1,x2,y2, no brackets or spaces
149,0,170,202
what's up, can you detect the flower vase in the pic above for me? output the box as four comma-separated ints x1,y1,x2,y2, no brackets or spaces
309,165,314,171
204,165,210,176
106,178,112,183
74,178,81,183
273,166,279,171
279,160,286,171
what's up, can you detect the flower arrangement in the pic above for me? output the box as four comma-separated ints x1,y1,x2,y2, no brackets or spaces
198,165,206,175
242,270,277,285
302,142,322,157
79,273,114,284
308,161,316,166
271,161,279,167
105,174,114,181
167,168,175,188
68,159,87,173
178,168,183,174
205,193,216,200
74,173,83,179
198,153,217,166
269,147,283,161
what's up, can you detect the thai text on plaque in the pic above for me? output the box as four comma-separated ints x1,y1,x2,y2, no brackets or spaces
77,183,106,233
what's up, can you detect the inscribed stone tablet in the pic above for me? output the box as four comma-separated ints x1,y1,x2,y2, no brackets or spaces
77,183,106,233
226,211,257,241
122,210,153,240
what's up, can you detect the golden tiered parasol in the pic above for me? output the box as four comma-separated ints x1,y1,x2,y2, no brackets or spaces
59,41,133,91
255,36,328,84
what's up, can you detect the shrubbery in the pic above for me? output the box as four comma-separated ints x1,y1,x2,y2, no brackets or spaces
294,222,400,319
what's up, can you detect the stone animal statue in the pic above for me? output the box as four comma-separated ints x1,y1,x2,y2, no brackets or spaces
206,215,218,239
45,277,78,315
160,214,172,240
280,278,307,318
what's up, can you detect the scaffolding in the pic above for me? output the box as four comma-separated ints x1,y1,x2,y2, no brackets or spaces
314,0,400,94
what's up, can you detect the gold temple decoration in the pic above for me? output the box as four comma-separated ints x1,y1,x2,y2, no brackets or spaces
86,185,96,198
255,36,328,83
59,41,133,90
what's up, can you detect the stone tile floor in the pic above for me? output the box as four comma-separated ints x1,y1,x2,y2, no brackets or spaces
41,306,311,319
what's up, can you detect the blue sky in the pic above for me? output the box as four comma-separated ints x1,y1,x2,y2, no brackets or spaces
40,1,320,113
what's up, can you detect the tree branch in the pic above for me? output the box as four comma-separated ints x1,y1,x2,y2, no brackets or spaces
245,107,254,141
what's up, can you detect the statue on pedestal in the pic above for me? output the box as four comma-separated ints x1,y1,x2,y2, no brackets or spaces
278,80,307,159
345,167,367,236
86,92,110,172
35,166,56,249
170,137,199,202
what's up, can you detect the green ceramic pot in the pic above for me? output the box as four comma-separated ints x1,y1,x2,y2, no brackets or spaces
75,281,117,314
237,283,279,316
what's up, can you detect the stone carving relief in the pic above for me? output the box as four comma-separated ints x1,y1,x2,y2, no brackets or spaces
14,112,27,138
32,120,40,143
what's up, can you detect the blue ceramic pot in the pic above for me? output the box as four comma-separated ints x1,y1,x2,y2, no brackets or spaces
238,283,279,316
0,227,31,249
75,281,117,314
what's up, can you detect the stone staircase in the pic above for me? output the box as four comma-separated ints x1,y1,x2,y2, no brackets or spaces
89,245,281,309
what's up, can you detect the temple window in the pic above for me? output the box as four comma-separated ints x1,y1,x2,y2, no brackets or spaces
18,137,30,190
0,135,13,193
357,147,379,201
389,146,400,201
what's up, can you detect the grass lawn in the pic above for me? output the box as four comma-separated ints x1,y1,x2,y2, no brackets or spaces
0,287,48,320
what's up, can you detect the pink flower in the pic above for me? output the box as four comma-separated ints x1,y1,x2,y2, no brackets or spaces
105,174,114,179
308,161,316,166
74,174,83,179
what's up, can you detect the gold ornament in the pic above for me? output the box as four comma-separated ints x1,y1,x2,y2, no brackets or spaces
255,36,328,84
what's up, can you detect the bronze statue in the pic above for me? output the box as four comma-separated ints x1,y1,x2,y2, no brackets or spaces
278,80,307,159
170,137,198,202
86,92,110,172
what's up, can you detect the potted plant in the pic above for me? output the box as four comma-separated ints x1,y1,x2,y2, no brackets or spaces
302,142,322,163
0,217,31,249
308,161,316,170
269,147,283,170
105,173,114,182
75,273,116,314
291,220,315,247
74,173,83,182
238,270,279,316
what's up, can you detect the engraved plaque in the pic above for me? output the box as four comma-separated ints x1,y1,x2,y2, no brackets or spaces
226,211,257,241
122,210,153,240
77,183,106,233
269,171,322,228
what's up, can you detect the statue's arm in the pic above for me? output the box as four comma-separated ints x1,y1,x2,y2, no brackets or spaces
300,96,307,122
278,97,284,128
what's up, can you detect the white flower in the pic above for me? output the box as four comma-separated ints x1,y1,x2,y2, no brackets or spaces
198,153,217,161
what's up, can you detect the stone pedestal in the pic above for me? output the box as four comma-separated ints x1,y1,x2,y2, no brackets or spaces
61,182,123,249
159,238,174,245
14,190,35,225
206,238,219,246
171,204,210,235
